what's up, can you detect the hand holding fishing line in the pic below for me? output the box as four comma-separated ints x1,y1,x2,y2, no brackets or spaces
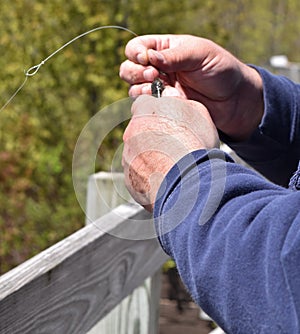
120,34,264,141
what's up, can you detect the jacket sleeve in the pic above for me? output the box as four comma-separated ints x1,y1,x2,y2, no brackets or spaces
154,149,300,333
220,66,300,187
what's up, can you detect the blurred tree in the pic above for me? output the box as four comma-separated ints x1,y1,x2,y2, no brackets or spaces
183,0,300,64
0,0,196,274
0,0,300,274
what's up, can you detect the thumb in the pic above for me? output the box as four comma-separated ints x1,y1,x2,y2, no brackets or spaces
148,48,196,73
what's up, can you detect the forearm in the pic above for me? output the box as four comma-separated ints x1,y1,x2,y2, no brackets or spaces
154,149,300,333
222,66,300,186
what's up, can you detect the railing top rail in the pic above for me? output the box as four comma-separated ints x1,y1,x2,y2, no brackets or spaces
0,203,167,334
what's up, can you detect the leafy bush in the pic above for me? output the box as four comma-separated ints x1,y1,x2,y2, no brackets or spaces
1,0,300,274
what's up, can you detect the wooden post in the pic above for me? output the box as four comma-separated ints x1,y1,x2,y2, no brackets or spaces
85,172,163,334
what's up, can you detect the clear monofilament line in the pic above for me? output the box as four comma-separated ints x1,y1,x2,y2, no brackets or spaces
0,25,138,113
0,77,28,113
25,25,138,77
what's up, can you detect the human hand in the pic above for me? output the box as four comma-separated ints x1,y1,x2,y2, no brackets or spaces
119,34,263,141
122,95,219,212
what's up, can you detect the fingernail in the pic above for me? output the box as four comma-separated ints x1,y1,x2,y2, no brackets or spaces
148,50,165,63
137,51,148,65
143,68,155,81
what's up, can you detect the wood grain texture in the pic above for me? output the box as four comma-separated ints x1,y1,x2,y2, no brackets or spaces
0,203,168,334
86,172,163,334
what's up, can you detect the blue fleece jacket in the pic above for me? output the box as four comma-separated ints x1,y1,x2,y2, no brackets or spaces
154,67,300,333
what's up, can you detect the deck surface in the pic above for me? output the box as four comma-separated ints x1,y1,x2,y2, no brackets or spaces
159,273,212,334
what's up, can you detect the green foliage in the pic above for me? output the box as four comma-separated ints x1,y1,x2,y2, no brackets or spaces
1,0,300,274
184,0,300,64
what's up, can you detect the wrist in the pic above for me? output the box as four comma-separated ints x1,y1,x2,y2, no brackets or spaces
223,64,264,141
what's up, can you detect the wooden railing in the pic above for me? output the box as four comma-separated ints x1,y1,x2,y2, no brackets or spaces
0,169,229,334
0,172,168,334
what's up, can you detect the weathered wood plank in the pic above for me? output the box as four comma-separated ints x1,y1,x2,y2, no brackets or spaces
0,203,168,334
85,172,163,334
87,272,162,334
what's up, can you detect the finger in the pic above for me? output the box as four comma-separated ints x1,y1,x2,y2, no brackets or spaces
128,81,182,98
147,36,214,73
162,86,183,97
119,60,159,84
147,47,199,73
125,35,173,65
128,83,152,98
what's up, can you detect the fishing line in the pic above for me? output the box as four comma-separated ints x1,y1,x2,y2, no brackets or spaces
0,25,138,113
